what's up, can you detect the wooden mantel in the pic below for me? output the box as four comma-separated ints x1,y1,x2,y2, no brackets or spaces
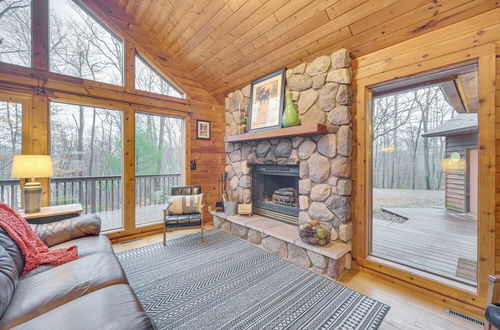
224,124,327,143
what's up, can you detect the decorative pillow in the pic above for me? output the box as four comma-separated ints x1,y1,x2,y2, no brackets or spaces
167,194,203,215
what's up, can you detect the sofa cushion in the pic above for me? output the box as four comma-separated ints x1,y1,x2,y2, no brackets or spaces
0,252,128,329
11,284,155,330
21,235,114,279
0,227,24,276
0,245,17,318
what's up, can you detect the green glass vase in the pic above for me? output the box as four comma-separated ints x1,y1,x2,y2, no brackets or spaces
282,91,300,127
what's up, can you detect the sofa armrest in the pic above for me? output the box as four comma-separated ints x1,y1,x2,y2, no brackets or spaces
31,214,101,247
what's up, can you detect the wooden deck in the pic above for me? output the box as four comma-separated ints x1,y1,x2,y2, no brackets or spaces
372,208,477,287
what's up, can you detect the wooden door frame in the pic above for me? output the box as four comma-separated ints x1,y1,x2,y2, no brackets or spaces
353,43,496,314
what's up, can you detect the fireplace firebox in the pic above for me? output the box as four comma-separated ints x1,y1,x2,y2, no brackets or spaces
251,164,299,225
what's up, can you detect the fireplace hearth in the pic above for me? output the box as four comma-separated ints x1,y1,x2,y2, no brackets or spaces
252,164,299,225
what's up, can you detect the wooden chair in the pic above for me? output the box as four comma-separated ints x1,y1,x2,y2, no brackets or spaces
163,185,204,246
485,275,500,329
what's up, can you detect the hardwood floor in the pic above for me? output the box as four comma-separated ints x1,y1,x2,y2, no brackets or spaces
113,227,481,330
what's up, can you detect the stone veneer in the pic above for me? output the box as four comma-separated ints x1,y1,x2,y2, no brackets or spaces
219,49,353,278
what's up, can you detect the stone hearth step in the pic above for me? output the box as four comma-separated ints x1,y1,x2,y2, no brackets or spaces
211,211,351,280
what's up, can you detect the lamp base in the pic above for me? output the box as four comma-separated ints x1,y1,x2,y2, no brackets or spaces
23,182,42,214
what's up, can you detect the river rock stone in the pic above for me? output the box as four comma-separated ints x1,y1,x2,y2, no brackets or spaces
293,62,306,74
327,68,352,84
310,184,331,202
339,222,352,241
318,83,338,112
275,140,292,158
331,48,351,69
231,223,248,239
288,244,311,268
328,105,351,125
307,250,327,269
331,157,351,178
247,152,258,164
300,104,325,125
225,165,235,179
299,211,312,225
292,91,300,102
230,175,239,190
292,136,305,148
299,160,309,179
299,195,309,210
239,175,251,189
287,149,299,165
337,179,352,196
312,73,327,90
229,150,241,163
325,195,350,223
299,179,312,195
317,134,337,158
326,255,346,280
337,126,352,156
262,236,287,258
232,161,242,177
221,220,231,234
288,74,312,91
308,202,334,221
306,55,330,76
241,143,253,159
337,84,352,106
247,229,262,244
297,89,318,115
243,189,252,203
242,85,251,97
241,160,250,175
331,227,339,241
308,153,330,183
228,90,244,112
256,140,271,157
298,139,316,159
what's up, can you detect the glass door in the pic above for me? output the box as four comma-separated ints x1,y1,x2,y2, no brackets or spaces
134,112,184,226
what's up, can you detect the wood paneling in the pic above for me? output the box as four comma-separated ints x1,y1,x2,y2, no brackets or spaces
96,0,500,100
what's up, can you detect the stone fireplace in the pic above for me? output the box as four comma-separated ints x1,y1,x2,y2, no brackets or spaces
214,48,354,279
251,164,299,225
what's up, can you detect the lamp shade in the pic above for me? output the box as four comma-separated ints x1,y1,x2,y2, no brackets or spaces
11,155,53,179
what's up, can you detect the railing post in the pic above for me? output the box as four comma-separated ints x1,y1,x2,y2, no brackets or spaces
91,180,97,213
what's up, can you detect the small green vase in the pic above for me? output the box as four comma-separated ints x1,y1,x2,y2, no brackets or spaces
282,91,300,127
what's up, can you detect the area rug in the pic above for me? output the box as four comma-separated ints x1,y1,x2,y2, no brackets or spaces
117,230,390,329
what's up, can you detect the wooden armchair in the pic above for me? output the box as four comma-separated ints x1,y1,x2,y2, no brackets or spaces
485,275,500,329
163,185,204,246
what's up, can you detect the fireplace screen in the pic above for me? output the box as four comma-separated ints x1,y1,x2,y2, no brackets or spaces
252,165,299,225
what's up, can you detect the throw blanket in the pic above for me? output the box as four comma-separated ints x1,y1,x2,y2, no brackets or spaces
0,202,78,274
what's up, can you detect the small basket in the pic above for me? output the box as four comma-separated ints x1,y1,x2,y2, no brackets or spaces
298,221,331,246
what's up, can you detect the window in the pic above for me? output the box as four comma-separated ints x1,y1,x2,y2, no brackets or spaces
0,100,22,208
135,55,184,98
0,0,31,67
50,102,123,232
135,112,184,226
49,0,123,85
370,63,479,289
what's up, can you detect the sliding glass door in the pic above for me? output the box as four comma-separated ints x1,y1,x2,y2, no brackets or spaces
134,112,184,226
50,101,124,232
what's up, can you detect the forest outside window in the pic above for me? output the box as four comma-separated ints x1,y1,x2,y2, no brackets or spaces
369,63,479,289
50,101,124,232
135,54,184,98
0,0,31,67
49,0,124,85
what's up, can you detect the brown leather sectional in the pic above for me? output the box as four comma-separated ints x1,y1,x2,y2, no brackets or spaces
0,215,155,330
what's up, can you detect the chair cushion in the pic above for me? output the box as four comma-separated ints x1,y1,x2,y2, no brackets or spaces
11,284,155,330
486,304,500,328
170,185,201,195
0,252,128,329
0,245,17,319
167,194,203,215
166,213,201,225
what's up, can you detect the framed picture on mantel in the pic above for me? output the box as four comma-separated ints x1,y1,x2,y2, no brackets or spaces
248,68,286,132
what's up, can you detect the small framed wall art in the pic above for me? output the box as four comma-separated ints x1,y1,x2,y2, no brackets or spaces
196,120,211,140
248,68,286,132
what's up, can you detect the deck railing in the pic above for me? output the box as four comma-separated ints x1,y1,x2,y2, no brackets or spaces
0,173,181,212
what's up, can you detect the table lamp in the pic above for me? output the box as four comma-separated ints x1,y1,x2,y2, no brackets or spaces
11,155,53,213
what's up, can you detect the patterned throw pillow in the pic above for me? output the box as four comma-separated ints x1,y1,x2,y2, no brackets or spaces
167,194,203,215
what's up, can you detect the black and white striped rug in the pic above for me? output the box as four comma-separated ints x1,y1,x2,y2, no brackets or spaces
117,230,389,329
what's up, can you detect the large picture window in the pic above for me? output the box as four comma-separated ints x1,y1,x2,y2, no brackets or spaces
135,54,183,98
49,0,123,85
0,0,31,67
50,101,123,232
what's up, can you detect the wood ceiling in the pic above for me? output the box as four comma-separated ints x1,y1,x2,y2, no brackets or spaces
90,0,499,101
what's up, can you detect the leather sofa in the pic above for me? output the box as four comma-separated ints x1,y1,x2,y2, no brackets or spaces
0,214,155,330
